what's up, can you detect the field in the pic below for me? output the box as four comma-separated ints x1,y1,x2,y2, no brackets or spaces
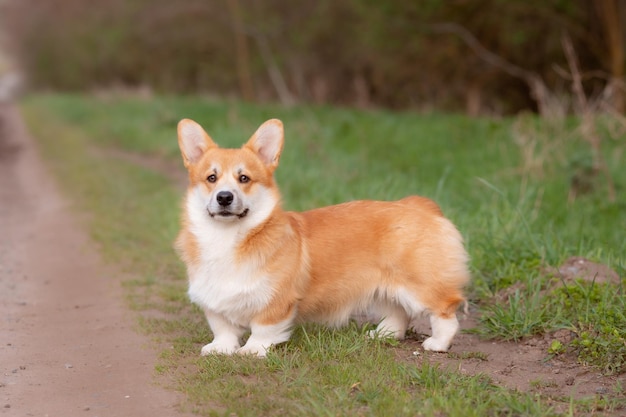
21,94,625,416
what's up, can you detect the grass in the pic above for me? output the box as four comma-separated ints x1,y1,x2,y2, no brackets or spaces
553,280,626,375
21,93,626,416
157,322,555,417
475,273,558,343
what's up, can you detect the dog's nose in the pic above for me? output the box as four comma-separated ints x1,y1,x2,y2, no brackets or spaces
216,191,234,207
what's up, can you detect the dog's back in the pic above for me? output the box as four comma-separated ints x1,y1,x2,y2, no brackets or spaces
293,197,469,335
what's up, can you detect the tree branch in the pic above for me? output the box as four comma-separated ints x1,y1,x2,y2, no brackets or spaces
429,22,551,117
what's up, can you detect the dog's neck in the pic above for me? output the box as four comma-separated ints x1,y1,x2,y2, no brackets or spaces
235,205,293,261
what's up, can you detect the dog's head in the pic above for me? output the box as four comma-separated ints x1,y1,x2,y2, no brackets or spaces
177,119,283,225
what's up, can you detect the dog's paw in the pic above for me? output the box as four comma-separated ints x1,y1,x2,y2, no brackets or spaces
367,328,405,340
237,343,268,358
367,329,393,340
200,341,240,356
422,337,450,352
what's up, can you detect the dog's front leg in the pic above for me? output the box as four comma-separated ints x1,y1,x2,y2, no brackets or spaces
201,309,245,356
238,315,294,358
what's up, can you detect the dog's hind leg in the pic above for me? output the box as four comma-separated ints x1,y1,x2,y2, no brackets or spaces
369,302,409,340
422,313,459,352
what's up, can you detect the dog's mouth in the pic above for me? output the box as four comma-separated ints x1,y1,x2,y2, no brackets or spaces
209,208,249,219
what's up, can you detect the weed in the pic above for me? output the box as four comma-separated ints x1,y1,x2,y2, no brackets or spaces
530,379,559,389
551,281,626,374
474,274,562,341
548,340,566,356
447,351,489,361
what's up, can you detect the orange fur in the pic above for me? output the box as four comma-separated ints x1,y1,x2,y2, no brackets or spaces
175,118,470,357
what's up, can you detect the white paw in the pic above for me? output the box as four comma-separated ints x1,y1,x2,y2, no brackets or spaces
200,341,240,356
237,343,268,358
367,329,380,339
422,337,450,352
367,329,395,340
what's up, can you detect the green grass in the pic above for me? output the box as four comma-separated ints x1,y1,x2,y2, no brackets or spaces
474,272,559,342
552,280,626,375
21,93,625,416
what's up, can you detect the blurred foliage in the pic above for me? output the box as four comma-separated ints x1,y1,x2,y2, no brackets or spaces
1,0,623,113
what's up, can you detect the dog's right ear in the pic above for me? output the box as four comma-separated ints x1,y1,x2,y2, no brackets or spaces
177,119,217,168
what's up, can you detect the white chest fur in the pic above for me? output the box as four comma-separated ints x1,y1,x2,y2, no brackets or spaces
185,189,276,326
187,260,274,326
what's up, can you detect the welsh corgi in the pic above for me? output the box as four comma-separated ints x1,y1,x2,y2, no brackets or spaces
175,118,470,357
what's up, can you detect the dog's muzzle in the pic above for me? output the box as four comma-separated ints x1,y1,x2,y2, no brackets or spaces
209,191,249,219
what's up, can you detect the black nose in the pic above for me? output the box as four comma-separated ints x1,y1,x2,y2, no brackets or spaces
216,191,234,207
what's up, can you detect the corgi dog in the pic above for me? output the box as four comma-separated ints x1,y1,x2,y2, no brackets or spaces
175,118,470,357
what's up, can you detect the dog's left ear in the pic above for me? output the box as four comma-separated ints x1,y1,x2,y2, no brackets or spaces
244,119,284,171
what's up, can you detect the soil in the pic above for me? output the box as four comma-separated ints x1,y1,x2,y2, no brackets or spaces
0,103,623,416
0,105,192,417
405,314,625,414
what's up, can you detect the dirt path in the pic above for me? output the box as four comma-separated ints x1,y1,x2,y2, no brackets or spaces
0,105,190,416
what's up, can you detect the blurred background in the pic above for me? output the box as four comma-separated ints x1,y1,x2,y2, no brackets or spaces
0,0,624,116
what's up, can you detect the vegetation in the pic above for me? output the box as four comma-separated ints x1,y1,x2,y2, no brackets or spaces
3,0,624,113
554,281,626,375
20,93,625,415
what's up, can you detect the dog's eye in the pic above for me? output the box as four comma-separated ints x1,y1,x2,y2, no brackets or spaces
239,175,250,184
207,174,217,183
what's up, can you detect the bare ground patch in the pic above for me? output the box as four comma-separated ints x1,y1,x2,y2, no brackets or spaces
404,314,625,399
0,105,193,416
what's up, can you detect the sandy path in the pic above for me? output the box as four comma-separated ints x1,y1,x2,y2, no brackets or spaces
0,104,190,416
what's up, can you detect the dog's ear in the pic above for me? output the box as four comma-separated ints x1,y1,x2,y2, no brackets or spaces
177,119,217,168
244,119,284,171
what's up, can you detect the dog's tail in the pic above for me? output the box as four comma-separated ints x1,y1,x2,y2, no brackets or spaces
461,299,469,317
